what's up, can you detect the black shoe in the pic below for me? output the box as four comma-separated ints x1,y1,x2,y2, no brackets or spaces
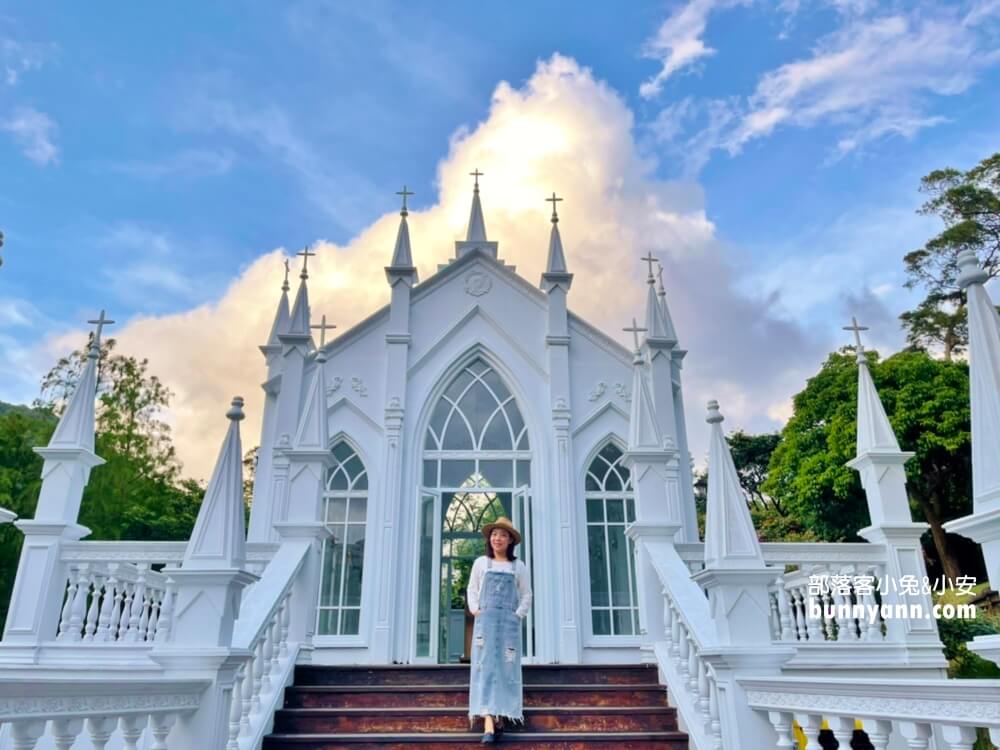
480,732,495,744
495,720,505,738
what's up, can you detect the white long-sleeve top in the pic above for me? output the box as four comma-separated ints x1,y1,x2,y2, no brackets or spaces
466,555,533,619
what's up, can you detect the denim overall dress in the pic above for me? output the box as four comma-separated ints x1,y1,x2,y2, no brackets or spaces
468,558,523,726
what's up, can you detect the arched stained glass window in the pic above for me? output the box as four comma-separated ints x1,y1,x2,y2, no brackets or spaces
585,441,639,636
317,440,368,636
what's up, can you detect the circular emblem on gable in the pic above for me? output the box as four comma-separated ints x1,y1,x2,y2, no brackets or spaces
465,271,492,297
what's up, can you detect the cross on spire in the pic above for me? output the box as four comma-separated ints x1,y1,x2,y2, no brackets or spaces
311,314,337,347
298,246,316,279
656,263,666,295
623,317,648,353
396,185,414,216
546,192,563,223
86,310,115,356
641,252,658,281
470,168,484,190
843,316,870,362
282,258,291,292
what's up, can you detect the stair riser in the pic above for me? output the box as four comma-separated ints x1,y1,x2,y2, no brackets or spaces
263,740,689,750
294,667,659,687
285,688,669,709
273,712,676,734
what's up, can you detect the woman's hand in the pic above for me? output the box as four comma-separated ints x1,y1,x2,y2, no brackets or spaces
470,609,480,616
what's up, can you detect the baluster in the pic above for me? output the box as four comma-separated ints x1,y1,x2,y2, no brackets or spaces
145,589,161,642
776,579,794,641
149,713,176,750
85,716,116,750
708,677,722,749
138,586,151,641
768,589,780,639
791,588,807,640
58,567,79,640
863,718,893,750
897,721,932,749
767,711,796,750
154,581,176,643
269,609,281,674
669,602,681,657
828,716,855,749
119,715,145,750
96,568,120,642
279,592,291,659
686,632,698,694
806,580,825,641
118,581,135,640
250,638,265,713
228,666,245,750
68,564,91,641
125,564,149,641
821,588,837,640
10,720,46,750
696,658,710,721
661,588,673,647
260,621,275,694
676,622,690,678
51,718,83,750
833,578,857,642
795,713,824,750
939,725,977,750
240,658,254,737
83,569,105,641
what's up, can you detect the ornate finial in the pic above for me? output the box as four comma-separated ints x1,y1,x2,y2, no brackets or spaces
396,185,414,217
86,310,115,358
641,252,657,282
843,316,870,364
957,249,989,289
297,246,316,280
623,317,648,353
706,399,724,424
311,314,337,348
226,396,245,421
546,192,563,223
470,168,484,191
656,263,666,297
282,258,291,292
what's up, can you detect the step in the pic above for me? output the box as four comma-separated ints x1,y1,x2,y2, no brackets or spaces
272,706,678,734
284,684,670,710
293,664,661,687
262,730,690,749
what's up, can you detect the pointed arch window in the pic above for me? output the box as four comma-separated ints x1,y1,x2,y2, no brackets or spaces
317,440,368,636
585,441,639,636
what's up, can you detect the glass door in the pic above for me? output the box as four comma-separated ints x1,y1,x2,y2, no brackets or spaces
513,485,535,661
415,489,440,661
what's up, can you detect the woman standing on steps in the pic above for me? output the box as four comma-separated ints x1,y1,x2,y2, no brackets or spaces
466,516,532,744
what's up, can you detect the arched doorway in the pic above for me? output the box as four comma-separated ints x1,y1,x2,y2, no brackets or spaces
415,357,534,663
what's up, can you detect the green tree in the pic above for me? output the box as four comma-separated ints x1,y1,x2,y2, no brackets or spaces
727,430,782,513
902,152,1000,359
763,349,972,580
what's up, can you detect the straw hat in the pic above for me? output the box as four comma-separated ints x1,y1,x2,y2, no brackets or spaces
482,516,521,545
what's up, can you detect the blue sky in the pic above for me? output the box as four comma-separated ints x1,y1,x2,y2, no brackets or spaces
2,1,998,476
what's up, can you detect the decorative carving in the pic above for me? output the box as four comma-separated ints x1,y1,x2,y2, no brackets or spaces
614,382,631,403
743,689,994,722
587,382,607,401
326,377,343,397
464,271,492,297
387,396,401,409
554,397,568,410
0,691,202,719
351,377,368,397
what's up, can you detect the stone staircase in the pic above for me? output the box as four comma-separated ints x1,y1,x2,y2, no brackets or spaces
263,663,689,749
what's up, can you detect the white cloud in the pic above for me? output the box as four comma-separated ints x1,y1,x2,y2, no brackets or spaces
40,54,822,479
640,0,750,99
1,37,54,86
1,106,58,164
107,148,236,180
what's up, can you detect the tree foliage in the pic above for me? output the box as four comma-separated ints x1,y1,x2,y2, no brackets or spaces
902,152,1000,359
763,349,975,579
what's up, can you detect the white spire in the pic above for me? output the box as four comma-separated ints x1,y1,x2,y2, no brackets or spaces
183,397,248,570
465,169,488,242
265,260,292,349
957,250,1000,509
624,319,662,450
544,192,567,273
704,400,766,568
49,311,114,452
390,186,415,268
844,317,902,455
292,345,331,452
656,264,679,345
641,254,671,342
285,247,314,340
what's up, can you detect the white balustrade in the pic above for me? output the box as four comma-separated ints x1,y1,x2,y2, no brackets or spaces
745,676,1000,749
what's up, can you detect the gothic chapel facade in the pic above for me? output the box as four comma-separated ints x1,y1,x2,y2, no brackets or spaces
248,177,700,667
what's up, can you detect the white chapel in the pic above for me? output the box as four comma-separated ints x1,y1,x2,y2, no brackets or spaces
248,175,700,667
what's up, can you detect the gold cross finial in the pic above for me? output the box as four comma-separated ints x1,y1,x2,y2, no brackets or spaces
469,168,484,189
640,252,658,280
396,185,414,215
298,246,317,279
282,258,291,292
623,317,648,352
311,314,337,347
546,192,563,223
